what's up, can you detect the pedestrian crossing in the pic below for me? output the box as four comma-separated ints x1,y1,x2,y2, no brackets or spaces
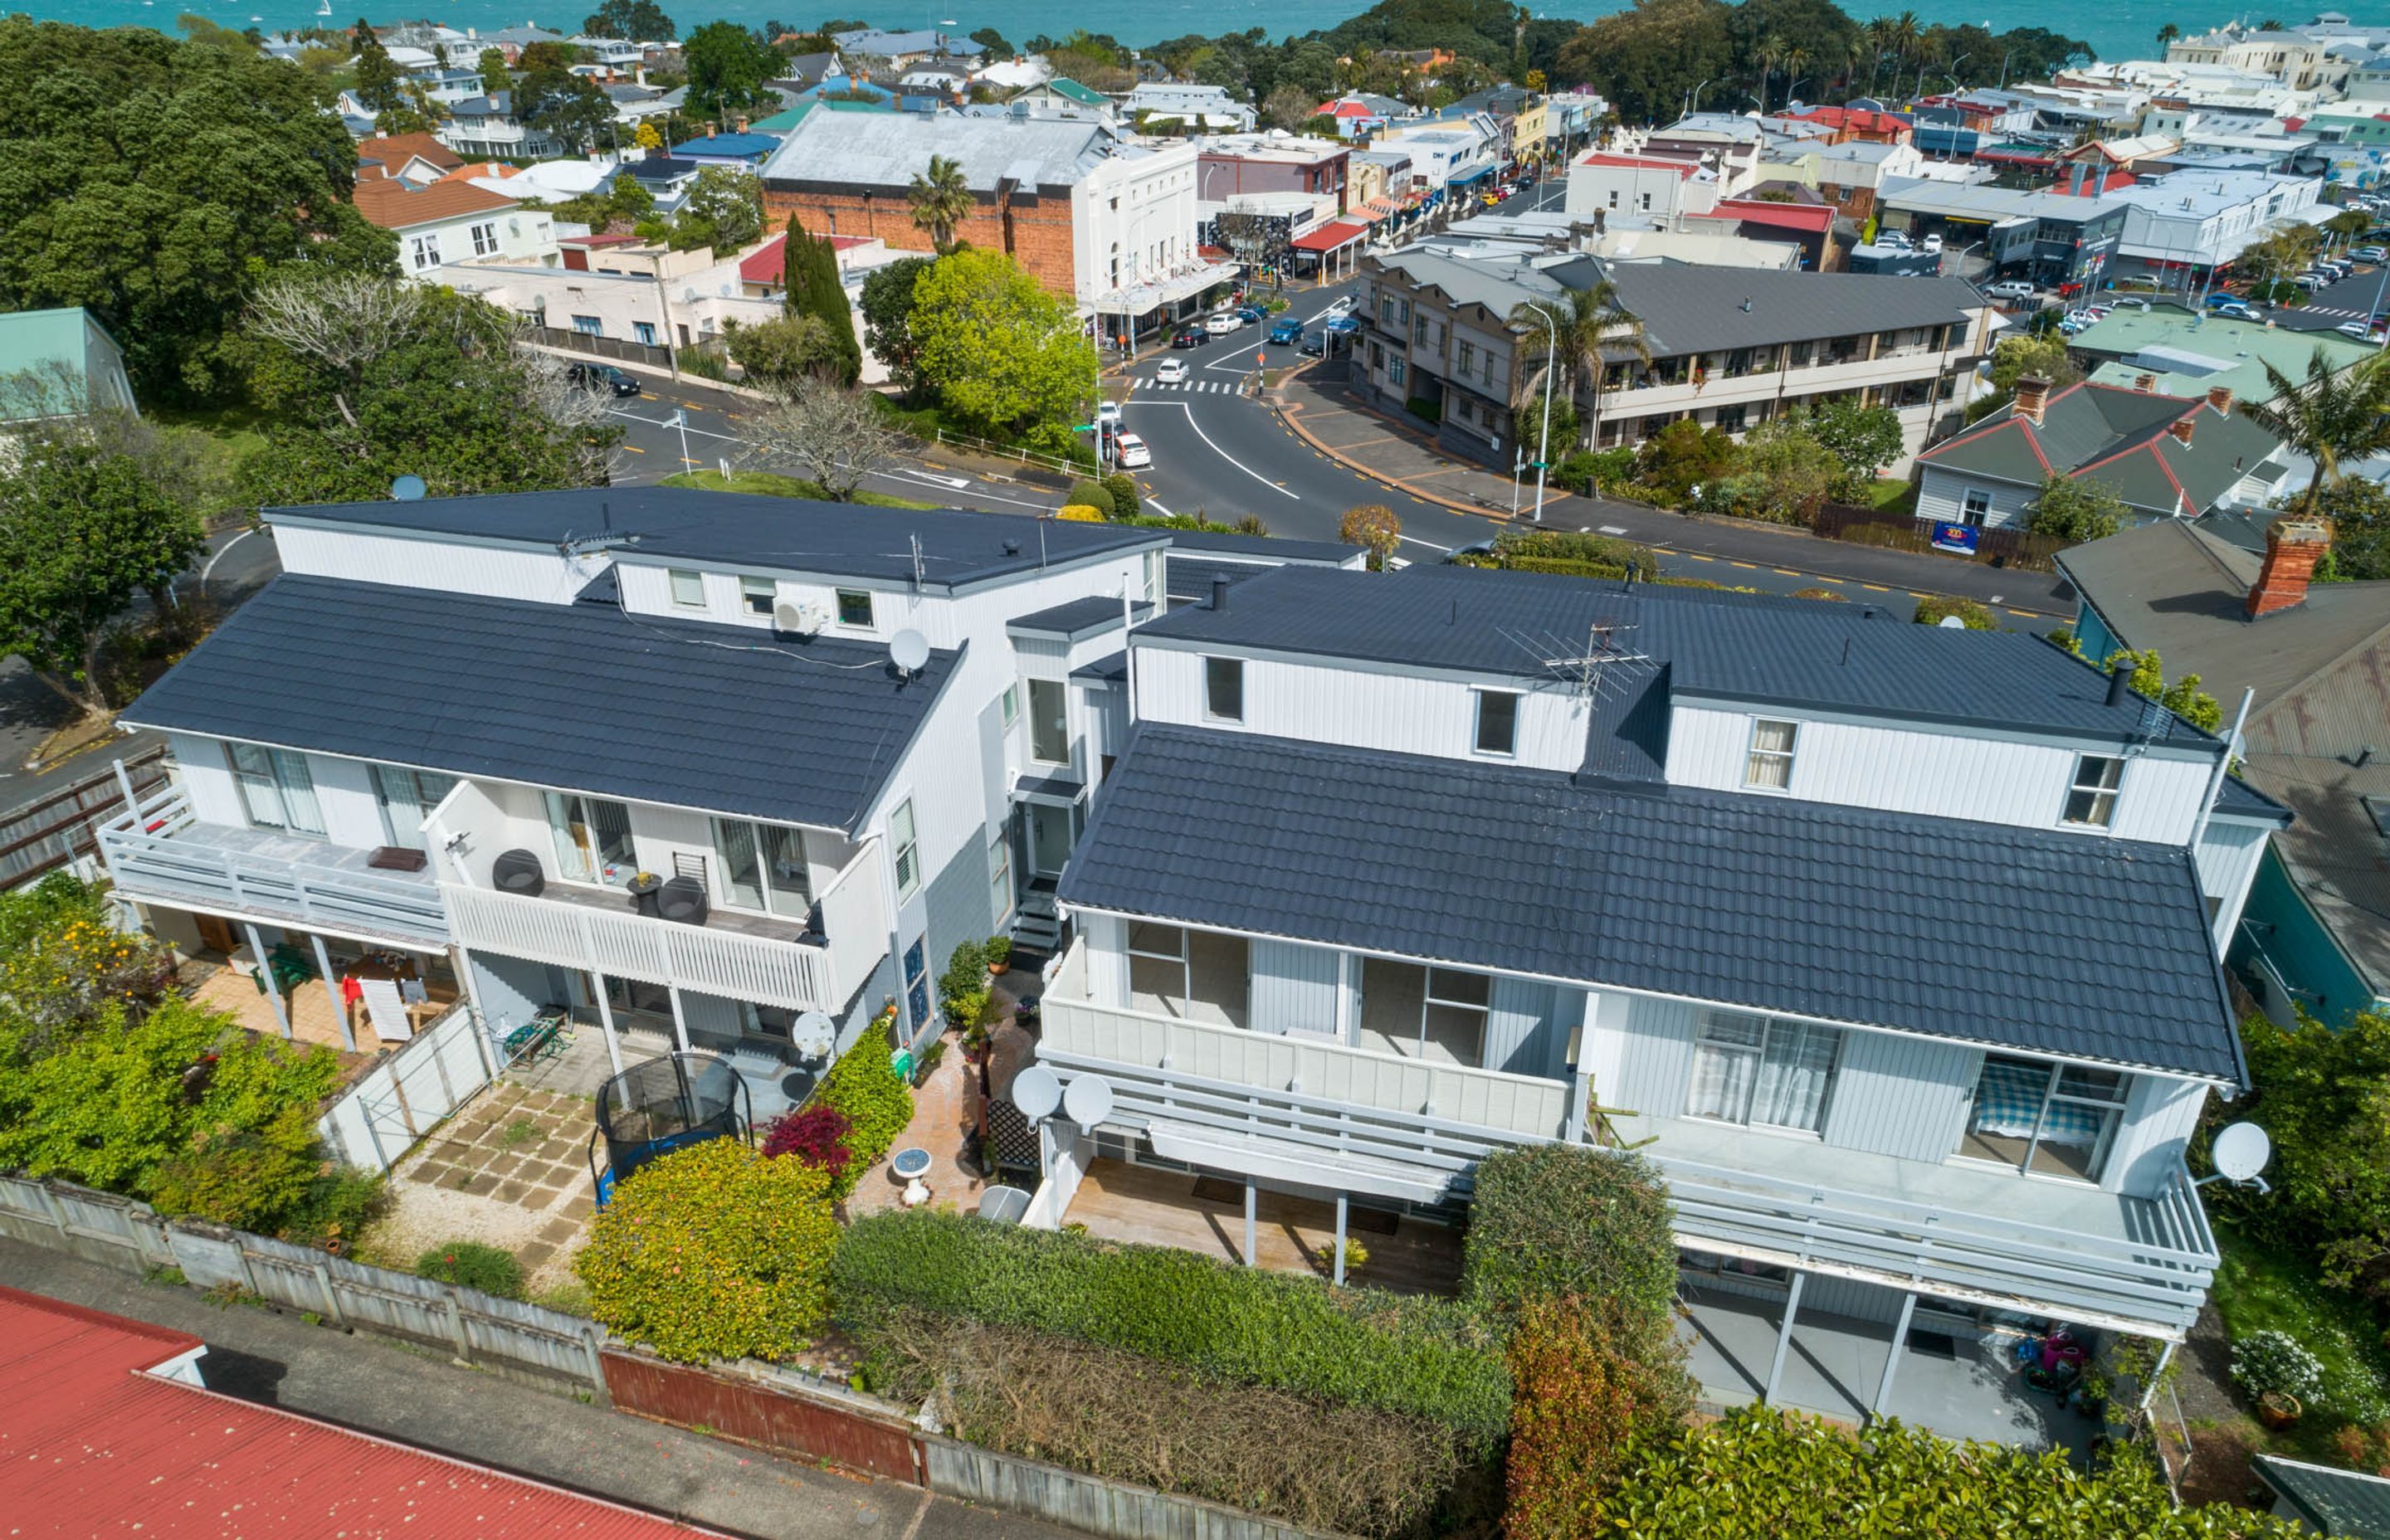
1135,379,1244,394
2305,305,2374,319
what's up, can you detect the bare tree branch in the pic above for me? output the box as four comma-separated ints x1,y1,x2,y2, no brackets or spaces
734,380,908,501
246,273,445,428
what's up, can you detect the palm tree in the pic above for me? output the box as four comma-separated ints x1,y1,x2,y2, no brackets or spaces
1782,43,1811,106
1862,17,1891,96
1754,35,1783,114
2241,349,2390,520
1510,280,1649,465
2157,22,2182,48
1886,11,1922,99
907,154,973,254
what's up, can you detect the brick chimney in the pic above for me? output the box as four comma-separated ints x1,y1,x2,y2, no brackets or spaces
2207,383,2234,415
2133,372,2156,392
2013,374,2051,425
2247,517,2334,618
2170,415,2195,445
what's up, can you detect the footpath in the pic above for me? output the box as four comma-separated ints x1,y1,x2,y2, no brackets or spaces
0,1235,1069,1540
1268,369,2073,617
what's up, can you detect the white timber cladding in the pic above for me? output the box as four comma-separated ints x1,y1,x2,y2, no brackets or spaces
1817,1029,1982,1164
167,732,249,828
1663,702,2222,845
1133,644,1590,771
1914,467,2041,531
2194,816,2273,947
271,524,602,604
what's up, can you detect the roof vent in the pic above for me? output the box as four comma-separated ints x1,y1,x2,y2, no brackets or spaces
1002,539,1022,556
1211,575,1230,611
2106,664,2132,708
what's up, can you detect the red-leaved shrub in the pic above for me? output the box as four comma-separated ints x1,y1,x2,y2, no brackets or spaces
762,1104,854,1181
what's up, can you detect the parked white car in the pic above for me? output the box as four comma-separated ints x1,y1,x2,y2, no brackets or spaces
1114,433,1151,470
1096,400,1121,426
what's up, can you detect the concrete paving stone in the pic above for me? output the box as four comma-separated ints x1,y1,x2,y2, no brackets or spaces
561,1196,597,1221
516,1241,557,1270
495,1182,529,1203
539,1216,581,1244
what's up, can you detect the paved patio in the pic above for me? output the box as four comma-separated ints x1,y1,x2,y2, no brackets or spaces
1679,1284,2102,1453
374,1079,600,1295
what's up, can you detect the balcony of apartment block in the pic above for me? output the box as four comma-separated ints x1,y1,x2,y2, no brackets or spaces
99,784,450,952
426,779,889,1023
1603,337,1959,414
1027,931,2217,1342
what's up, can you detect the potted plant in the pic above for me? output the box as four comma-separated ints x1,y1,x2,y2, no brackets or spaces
2231,1329,2324,1430
985,935,1013,977
1314,1236,1369,1278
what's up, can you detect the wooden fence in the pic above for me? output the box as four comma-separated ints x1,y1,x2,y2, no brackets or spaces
1811,502,2066,574
0,745,168,888
0,1171,1349,1540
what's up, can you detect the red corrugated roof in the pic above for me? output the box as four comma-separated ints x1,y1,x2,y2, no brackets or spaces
1694,198,1836,234
0,1286,728,1537
1576,152,1696,178
1290,217,1371,252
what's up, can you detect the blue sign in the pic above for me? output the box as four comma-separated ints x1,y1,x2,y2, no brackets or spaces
1932,522,1981,555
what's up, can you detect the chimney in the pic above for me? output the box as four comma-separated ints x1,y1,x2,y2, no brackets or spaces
2106,662,2132,707
2207,383,2234,415
2134,372,2156,392
2170,415,2195,445
1211,575,1230,611
2013,374,2051,424
2247,516,2334,618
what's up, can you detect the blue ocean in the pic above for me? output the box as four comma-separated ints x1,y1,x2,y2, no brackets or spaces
25,0,2388,78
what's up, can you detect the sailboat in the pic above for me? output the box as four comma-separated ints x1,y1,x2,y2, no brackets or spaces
315,1,332,15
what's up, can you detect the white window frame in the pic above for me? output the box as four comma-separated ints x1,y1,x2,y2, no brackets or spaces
1961,487,1992,528
227,743,327,837
1474,688,1520,757
988,828,1012,924
740,575,777,616
666,568,706,608
708,816,812,919
1685,1010,1844,1134
1742,718,1799,792
1027,678,1070,765
1954,1053,2129,1183
890,798,919,901
1001,684,1019,729
1203,655,1244,723
835,588,875,628
409,232,441,270
470,220,498,256
2063,753,2124,829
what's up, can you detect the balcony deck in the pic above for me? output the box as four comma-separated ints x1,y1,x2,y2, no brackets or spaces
100,792,448,949
1060,1157,1466,1297
535,877,818,947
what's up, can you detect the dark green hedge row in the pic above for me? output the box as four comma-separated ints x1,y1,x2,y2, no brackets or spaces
1461,1144,1680,1335
832,1208,1512,1446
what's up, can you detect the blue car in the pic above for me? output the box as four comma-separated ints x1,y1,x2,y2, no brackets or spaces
1267,317,1305,344
1237,305,1268,324
1324,314,1361,337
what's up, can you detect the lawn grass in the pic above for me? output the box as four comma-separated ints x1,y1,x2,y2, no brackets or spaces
659,468,939,509
1858,477,1919,516
2211,1218,2390,1446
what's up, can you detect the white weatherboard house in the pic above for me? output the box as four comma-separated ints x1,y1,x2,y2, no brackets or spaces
1027,563,2275,1443
100,490,1178,1116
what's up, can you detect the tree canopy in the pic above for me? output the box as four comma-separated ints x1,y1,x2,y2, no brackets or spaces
682,19,782,120
671,165,764,255
2026,474,2127,545
909,250,1096,453
780,213,860,387
583,0,676,40
517,65,616,153
0,17,396,400
860,254,935,393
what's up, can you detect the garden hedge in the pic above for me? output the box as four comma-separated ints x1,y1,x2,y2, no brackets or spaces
1461,1144,1680,1333
832,1208,1511,1445
809,1024,913,1196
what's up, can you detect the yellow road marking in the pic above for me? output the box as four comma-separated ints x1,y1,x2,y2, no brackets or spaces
1773,568,1800,576
622,444,646,454
1685,553,1714,562
1909,592,1931,599
2007,608,2039,617
1861,582,1890,592
1730,561,1758,569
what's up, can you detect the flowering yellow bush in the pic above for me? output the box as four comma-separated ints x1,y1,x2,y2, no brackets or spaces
1057,504,1106,522
576,1136,838,1363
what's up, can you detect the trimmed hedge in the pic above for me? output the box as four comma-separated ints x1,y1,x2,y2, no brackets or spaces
832,1208,1511,1446
810,1026,912,1198
1914,594,1999,630
1461,1144,1679,1333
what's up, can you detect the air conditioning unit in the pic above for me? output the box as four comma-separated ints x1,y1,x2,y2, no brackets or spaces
773,599,830,636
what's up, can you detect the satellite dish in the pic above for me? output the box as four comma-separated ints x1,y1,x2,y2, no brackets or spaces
390,474,427,501
1938,614,1967,628
978,1184,1032,1225
1063,1073,1114,1128
2212,1121,2274,1184
889,628,930,675
1011,1063,1061,1121
788,1010,835,1060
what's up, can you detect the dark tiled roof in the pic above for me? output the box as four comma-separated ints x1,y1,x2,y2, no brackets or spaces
269,488,1165,589
2255,1455,2390,1537
1166,529,1364,563
1139,564,2217,745
1062,727,2241,1079
122,577,954,836
1165,557,1286,602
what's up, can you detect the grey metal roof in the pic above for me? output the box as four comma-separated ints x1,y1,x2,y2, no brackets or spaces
2255,1455,2390,1536
1168,529,1363,564
1071,649,1128,685
1061,727,2241,1080
758,111,1106,192
1920,383,2285,517
1582,260,1992,358
268,488,1164,590
121,576,956,836
1138,564,2218,747
1166,557,1281,602
1008,597,1149,641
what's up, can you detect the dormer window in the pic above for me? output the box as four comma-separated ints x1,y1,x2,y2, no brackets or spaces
1474,689,1519,755
2064,753,2124,828
667,568,705,608
1743,719,1798,791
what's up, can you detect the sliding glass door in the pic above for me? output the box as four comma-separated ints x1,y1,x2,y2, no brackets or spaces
544,792,636,885
226,743,325,836
710,817,813,918
372,765,459,850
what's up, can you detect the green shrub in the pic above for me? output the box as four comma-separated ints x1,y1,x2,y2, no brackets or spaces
417,1240,526,1300
832,1208,1510,1445
268,1169,387,1254
1066,478,1116,517
1912,595,1998,630
576,1137,838,1362
811,1028,914,1193
1488,529,1659,581
2232,1328,2326,1403
1597,1405,2301,1538
1461,1144,1679,1333
2227,1011,2390,1292
935,939,993,1047
1404,396,1441,424
1103,472,1140,517
1501,555,1636,581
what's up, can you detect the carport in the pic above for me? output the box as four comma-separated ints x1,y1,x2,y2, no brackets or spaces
1290,219,1370,282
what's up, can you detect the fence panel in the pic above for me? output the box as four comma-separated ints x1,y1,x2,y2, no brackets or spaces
922,1437,1330,1540
601,1350,924,1482
1810,501,2063,574
317,1005,494,1172
0,746,168,888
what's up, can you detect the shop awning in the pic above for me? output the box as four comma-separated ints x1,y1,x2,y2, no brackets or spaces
1290,217,1370,253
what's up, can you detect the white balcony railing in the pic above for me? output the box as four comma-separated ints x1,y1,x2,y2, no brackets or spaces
100,791,450,948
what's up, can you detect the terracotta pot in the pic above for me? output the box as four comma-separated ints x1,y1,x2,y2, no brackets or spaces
2259,1391,2302,1430
987,961,1009,977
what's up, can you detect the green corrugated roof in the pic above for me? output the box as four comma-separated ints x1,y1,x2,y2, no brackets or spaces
0,307,93,377
1045,77,1108,106
2075,304,2376,404
753,97,890,132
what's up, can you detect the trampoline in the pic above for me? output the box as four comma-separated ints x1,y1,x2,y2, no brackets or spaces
588,1052,753,1204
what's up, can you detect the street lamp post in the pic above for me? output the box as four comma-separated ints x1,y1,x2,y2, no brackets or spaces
1520,301,1560,523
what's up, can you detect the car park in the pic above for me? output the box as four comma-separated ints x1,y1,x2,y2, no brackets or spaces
1171,326,1208,348
1154,355,1188,383
2358,246,2388,263
566,362,641,397
1266,317,1305,344
2338,320,2383,340
1113,433,1151,470
2295,273,2329,292
2210,300,2261,320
